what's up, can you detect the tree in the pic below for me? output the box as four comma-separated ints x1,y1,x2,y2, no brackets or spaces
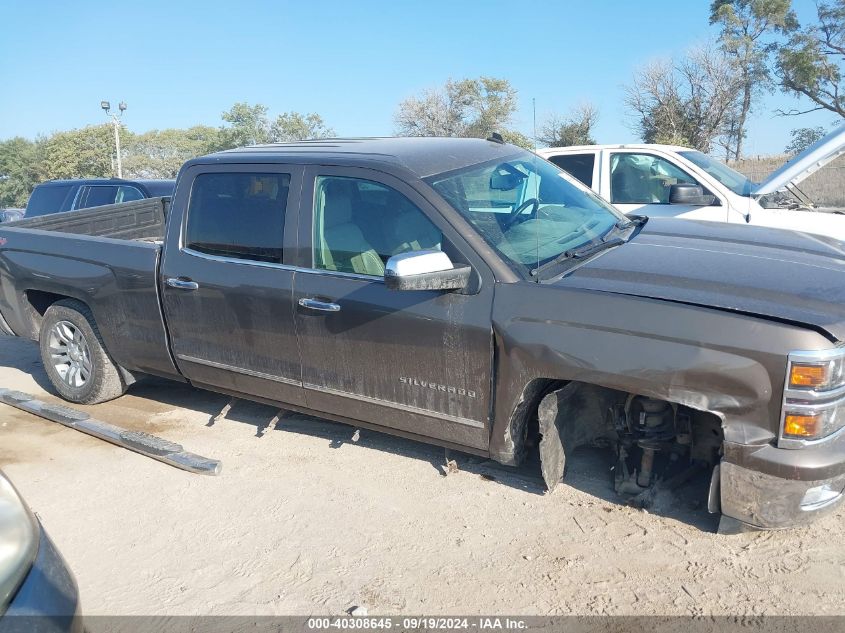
777,0,845,118
0,137,40,208
123,126,226,179
220,102,272,147
395,77,522,140
785,125,827,153
40,124,130,180
538,103,599,147
271,112,335,142
625,46,743,152
710,0,797,160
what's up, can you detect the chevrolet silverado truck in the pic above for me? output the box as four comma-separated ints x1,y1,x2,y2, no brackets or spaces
537,122,845,240
1,137,844,532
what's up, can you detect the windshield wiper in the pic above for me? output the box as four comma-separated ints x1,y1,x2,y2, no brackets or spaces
564,236,626,259
612,215,648,231
530,237,625,277
529,216,646,278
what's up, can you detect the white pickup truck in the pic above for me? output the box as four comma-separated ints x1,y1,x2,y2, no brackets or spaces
537,124,845,241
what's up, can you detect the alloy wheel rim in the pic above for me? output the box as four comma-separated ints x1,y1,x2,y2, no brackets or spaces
48,320,92,388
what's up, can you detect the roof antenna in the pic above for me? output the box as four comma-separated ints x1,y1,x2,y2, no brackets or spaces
487,132,504,144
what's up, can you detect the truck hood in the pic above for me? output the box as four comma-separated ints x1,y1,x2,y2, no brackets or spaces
555,218,845,341
753,123,845,196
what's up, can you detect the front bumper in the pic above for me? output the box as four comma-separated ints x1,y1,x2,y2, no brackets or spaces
0,525,82,633
719,431,845,529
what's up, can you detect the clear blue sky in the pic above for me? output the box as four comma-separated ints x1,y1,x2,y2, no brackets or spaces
0,0,837,156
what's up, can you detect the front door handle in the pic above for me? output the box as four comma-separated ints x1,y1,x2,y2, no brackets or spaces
298,298,341,312
165,277,199,291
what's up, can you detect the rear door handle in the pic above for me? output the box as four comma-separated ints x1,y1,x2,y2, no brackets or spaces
298,298,341,312
165,277,199,291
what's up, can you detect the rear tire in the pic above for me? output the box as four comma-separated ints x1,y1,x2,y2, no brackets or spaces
39,299,126,404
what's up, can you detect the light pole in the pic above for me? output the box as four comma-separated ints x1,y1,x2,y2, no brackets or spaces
101,100,127,178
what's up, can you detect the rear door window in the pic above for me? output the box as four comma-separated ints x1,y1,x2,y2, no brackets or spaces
184,172,290,264
116,185,144,203
78,185,120,209
24,185,75,217
548,154,596,188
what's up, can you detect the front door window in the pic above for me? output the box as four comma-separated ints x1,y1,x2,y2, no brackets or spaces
610,153,699,204
312,176,442,276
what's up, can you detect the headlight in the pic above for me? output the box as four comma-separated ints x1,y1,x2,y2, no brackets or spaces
0,471,38,614
780,348,845,447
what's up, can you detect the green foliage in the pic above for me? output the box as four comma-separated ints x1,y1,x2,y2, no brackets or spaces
220,102,273,147
539,104,598,147
271,112,335,142
40,124,126,180
0,103,337,207
785,126,827,153
395,76,525,142
220,103,338,147
709,0,797,159
123,126,226,179
0,137,40,208
777,0,845,118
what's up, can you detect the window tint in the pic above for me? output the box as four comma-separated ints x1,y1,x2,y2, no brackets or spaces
79,186,119,209
313,176,442,277
548,154,595,187
185,173,289,263
116,185,144,203
610,153,698,204
25,185,75,217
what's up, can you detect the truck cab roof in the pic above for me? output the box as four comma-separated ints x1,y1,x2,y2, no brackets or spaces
197,137,522,179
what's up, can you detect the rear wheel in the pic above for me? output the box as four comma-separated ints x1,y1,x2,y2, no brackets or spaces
39,300,126,404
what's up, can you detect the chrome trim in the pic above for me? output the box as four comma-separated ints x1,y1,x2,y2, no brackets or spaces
0,309,15,336
175,354,302,387
165,278,199,290
303,382,485,429
297,267,383,283
298,298,341,312
179,247,385,284
180,247,296,271
779,347,845,449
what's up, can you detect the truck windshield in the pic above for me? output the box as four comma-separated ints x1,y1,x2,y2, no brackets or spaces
679,150,755,196
426,152,624,275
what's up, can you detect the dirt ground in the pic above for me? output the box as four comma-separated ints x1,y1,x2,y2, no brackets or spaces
1,335,844,617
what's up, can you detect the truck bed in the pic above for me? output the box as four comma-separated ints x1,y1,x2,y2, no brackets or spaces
0,197,180,381
8,197,168,241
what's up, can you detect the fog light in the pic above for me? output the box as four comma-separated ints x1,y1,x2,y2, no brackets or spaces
800,483,843,510
783,413,821,438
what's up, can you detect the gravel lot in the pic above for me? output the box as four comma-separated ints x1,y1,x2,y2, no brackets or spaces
1,335,844,617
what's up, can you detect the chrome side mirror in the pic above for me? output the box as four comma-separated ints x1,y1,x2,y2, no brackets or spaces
384,250,471,292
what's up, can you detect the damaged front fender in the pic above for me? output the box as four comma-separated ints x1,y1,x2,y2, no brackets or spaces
538,382,620,491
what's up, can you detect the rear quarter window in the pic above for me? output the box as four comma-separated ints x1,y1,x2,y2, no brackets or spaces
548,154,596,188
25,185,75,217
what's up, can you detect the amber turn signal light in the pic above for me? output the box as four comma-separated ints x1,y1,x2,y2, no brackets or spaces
789,362,830,389
783,413,821,438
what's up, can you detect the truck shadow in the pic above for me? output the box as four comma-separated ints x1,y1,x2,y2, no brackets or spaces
130,378,719,529
0,339,718,531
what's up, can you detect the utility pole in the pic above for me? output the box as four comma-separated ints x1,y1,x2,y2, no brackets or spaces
100,100,127,178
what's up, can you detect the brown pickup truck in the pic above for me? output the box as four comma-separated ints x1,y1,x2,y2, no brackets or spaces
1,137,844,531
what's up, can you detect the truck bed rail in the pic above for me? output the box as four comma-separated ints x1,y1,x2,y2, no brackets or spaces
10,197,168,241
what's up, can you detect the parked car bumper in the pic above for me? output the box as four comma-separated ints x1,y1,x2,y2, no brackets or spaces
720,431,845,529
0,525,82,633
